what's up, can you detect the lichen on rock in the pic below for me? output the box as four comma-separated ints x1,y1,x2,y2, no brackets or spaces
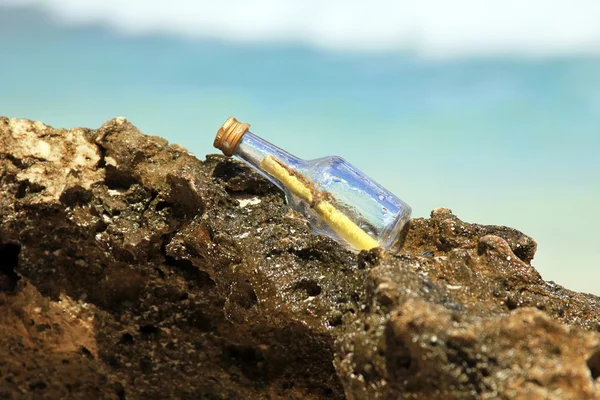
0,117,599,399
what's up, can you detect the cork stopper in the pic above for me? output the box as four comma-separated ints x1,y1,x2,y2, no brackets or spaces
214,117,250,157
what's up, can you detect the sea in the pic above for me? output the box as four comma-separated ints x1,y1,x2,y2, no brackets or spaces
1,4,599,294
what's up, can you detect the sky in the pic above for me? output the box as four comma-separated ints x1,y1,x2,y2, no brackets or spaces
0,1,599,295
2,0,600,57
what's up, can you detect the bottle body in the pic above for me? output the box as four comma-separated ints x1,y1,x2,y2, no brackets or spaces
230,129,411,251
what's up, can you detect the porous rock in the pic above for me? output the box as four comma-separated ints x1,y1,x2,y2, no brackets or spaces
0,117,598,399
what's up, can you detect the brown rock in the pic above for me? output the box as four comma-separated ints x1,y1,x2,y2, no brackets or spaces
0,116,598,399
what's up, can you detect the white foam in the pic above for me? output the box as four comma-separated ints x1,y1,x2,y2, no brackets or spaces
2,0,600,58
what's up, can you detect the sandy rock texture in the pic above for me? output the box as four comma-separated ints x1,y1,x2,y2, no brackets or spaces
0,117,599,399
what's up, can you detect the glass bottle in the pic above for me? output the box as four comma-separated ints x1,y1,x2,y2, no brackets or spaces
213,117,412,252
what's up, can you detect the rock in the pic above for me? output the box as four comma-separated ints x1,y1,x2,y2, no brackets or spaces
0,116,598,399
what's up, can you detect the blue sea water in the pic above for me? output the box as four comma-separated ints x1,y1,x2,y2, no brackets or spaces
1,7,599,294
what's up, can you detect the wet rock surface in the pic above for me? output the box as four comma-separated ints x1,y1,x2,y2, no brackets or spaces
0,116,599,399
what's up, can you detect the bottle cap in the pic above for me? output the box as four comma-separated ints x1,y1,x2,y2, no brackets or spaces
214,117,250,157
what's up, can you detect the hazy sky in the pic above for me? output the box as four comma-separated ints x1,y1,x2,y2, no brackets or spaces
2,0,600,57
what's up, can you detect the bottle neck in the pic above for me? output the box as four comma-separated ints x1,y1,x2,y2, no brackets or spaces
233,131,302,178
